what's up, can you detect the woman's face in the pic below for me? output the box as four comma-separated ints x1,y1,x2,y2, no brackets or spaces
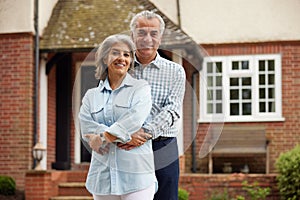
105,42,132,78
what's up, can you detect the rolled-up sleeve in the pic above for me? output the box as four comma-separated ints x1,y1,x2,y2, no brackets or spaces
78,90,108,142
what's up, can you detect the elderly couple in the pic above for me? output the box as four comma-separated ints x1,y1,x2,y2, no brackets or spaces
79,10,186,200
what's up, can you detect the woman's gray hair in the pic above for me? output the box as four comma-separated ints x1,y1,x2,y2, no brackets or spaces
130,10,165,36
95,34,135,80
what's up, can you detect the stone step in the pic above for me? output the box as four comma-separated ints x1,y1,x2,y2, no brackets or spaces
50,196,93,200
58,182,90,196
48,170,91,200
65,170,88,182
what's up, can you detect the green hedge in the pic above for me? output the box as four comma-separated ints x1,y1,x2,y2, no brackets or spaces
276,144,300,200
179,188,189,200
0,175,16,195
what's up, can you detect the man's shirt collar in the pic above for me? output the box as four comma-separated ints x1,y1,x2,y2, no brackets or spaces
134,52,161,69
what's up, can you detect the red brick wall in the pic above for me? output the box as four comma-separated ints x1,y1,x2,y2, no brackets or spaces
24,171,279,200
0,33,35,189
179,173,279,200
25,171,53,200
183,41,300,174
25,170,87,200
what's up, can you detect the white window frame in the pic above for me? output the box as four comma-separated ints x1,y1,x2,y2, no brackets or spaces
74,61,96,164
199,54,284,123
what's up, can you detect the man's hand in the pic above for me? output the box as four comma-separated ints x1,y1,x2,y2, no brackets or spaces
97,143,110,155
85,133,112,155
85,134,102,152
117,128,152,150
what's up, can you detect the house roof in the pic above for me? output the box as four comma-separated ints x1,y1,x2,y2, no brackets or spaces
40,0,203,69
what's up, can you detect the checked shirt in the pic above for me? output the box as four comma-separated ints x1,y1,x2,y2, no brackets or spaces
133,53,186,139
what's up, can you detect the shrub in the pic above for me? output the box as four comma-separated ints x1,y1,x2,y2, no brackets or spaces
208,182,270,200
276,144,300,200
0,175,16,195
209,189,231,200
241,181,270,200
178,188,189,200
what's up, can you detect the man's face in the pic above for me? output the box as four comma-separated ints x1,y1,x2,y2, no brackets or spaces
132,17,162,63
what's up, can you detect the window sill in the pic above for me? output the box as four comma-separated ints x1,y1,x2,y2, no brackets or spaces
198,117,285,123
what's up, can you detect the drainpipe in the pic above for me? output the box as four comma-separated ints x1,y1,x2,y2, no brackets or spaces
33,0,39,169
176,0,181,28
191,71,197,173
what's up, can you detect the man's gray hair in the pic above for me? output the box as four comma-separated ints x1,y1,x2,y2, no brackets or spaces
130,10,165,35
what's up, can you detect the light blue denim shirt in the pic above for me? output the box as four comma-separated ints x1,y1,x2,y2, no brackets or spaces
79,73,157,195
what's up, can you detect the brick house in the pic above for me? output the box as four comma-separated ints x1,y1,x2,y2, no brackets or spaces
0,0,299,199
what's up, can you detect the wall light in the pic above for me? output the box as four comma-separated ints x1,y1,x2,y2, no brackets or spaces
32,142,46,170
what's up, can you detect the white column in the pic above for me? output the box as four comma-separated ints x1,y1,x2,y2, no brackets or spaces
74,63,81,164
39,55,48,169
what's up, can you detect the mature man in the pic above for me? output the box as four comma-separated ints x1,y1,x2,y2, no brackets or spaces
119,10,186,200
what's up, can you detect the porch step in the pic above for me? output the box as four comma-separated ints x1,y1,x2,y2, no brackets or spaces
58,182,90,196
49,170,92,200
65,170,88,182
50,196,93,200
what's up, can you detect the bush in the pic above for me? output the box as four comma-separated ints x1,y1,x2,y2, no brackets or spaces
0,175,16,195
209,189,231,200
208,182,270,200
241,181,270,200
276,144,300,200
178,188,189,200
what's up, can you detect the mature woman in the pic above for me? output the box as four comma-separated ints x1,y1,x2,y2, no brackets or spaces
78,34,157,200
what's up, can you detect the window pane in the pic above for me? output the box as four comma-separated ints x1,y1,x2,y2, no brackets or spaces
230,89,239,100
230,78,239,86
259,88,265,99
216,62,222,73
216,103,222,113
242,77,251,86
268,88,275,98
268,74,275,85
259,75,265,85
216,90,222,100
259,60,265,71
207,90,213,100
259,102,266,112
216,76,222,86
230,103,239,115
242,61,249,69
232,61,239,70
207,103,213,114
242,89,251,99
207,76,213,87
242,103,251,115
269,102,275,112
207,62,213,73
268,60,275,71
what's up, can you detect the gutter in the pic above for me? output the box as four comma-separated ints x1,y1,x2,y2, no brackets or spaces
176,0,181,28
191,71,198,173
175,0,200,173
33,0,39,168
189,44,203,173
